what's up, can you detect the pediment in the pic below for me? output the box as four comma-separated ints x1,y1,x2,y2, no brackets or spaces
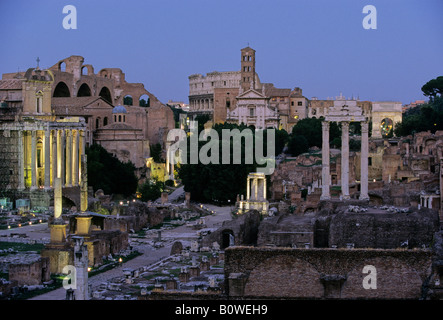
236,89,267,99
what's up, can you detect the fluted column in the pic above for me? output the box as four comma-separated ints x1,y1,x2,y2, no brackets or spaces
52,130,57,186
341,121,350,200
58,130,65,185
44,129,51,189
72,130,79,186
31,130,37,190
65,130,72,187
79,130,85,183
17,130,25,190
321,121,330,200
360,121,369,200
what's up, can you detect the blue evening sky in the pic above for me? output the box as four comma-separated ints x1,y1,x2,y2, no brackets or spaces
0,0,442,105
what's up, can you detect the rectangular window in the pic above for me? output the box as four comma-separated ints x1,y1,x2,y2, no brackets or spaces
298,101,303,106
368,157,372,166
291,101,294,106
249,108,254,117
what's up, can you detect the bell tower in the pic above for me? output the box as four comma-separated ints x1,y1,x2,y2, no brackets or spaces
240,47,256,92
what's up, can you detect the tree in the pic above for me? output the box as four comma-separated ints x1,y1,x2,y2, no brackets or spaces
150,143,163,163
138,179,164,201
422,76,443,98
287,135,309,156
394,96,443,137
123,96,133,105
86,144,138,197
274,128,289,155
139,98,150,107
178,122,262,203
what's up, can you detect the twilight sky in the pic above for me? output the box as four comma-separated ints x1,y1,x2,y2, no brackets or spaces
0,0,442,105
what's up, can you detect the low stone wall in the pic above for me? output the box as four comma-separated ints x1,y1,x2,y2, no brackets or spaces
224,246,433,299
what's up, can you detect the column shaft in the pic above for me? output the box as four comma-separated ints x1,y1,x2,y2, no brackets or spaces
341,121,350,199
66,130,72,186
44,129,51,189
52,130,57,186
72,130,79,186
18,130,25,190
246,178,250,200
31,130,37,189
321,121,330,200
360,121,369,200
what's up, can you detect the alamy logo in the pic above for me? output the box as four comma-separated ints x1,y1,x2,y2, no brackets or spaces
62,265,77,289
362,265,377,289
362,5,377,30
63,5,77,30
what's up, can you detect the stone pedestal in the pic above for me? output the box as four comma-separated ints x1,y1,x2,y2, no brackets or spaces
166,279,178,290
50,223,67,244
189,266,200,277
76,216,92,236
179,271,190,283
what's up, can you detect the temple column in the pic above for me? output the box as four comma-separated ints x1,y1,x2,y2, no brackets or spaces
58,130,65,185
17,130,25,190
246,177,250,200
359,121,369,200
52,130,57,186
320,121,330,200
44,129,51,189
65,130,72,187
31,130,37,190
263,177,267,200
72,130,79,186
254,178,258,200
341,121,350,200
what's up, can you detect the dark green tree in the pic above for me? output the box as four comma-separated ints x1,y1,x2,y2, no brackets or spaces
86,144,138,197
138,179,164,201
287,135,309,156
422,76,443,98
123,96,133,105
150,143,164,163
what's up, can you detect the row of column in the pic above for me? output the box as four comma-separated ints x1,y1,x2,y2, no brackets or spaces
246,175,267,201
18,128,85,190
320,121,369,200
191,98,213,111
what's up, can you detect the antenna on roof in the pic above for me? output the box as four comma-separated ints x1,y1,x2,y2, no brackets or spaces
36,57,40,70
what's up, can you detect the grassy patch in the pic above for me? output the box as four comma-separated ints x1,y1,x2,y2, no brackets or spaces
0,242,45,254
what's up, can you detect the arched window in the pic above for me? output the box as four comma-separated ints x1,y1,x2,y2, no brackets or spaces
36,91,43,113
103,117,108,126
53,82,70,97
118,115,122,122
77,83,92,97
96,118,100,129
99,87,112,104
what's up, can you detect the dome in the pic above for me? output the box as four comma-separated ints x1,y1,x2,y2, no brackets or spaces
112,105,127,114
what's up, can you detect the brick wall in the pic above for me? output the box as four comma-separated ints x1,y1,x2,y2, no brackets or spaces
224,247,432,299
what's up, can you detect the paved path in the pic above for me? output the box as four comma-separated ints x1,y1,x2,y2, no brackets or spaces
28,203,232,300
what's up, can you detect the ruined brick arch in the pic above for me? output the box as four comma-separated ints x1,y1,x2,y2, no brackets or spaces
340,256,425,299
243,255,323,298
81,64,94,76
77,83,92,97
99,86,113,104
53,81,71,97
58,61,67,72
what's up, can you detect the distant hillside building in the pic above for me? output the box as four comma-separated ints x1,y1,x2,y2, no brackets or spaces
188,47,307,132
